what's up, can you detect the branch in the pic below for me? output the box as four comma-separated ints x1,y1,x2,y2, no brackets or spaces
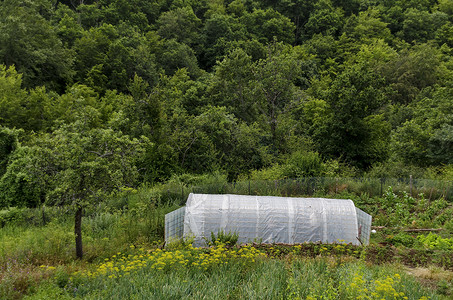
403,228,443,232
371,226,443,232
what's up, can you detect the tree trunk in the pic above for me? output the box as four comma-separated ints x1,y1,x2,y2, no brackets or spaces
75,206,83,259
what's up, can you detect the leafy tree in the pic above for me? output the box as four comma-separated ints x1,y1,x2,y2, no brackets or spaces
0,65,52,132
308,62,390,168
192,106,263,178
4,121,145,258
0,65,27,126
73,23,159,93
379,0,436,12
204,0,227,18
391,87,453,166
207,48,256,122
435,22,453,48
50,84,102,127
346,8,393,44
76,3,104,29
157,6,202,46
73,24,117,88
399,8,448,43
164,105,264,178
303,33,338,62
227,0,247,17
199,13,248,68
255,0,318,44
283,151,324,178
379,5,404,34
0,145,46,208
380,43,441,104
124,74,162,140
303,0,344,38
240,8,296,44
437,0,453,17
102,0,153,30
54,5,84,47
331,0,360,16
0,0,73,91
135,69,198,181
0,127,21,178
250,43,303,150
157,39,203,77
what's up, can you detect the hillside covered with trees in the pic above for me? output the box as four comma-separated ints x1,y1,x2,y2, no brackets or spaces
1,0,452,209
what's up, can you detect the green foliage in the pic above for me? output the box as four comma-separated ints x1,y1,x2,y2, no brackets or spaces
0,0,452,185
0,119,147,257
22,281,73,300
0,65,52,131
199,13,249,68
0,145,46,208
157,6,201,46
417,233,453,251
0,126,21,177
308,62,390,168
0,207,26,227
386,232,417,247
209,230,239,247
0,221,75,264
284,151,324,178
399,8,448,43
381,44,441,105
0,0,73,91
391,86,453,166
304,0,344,37
345,8,393,44
158,39,202,77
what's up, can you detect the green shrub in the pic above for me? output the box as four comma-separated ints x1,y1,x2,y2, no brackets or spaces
417,233,453,251
418,197,449,224
386,233,417,247
22,282,72,300
283,151,324,178
208,230,239,247
53,266,70,289
0,207,25,227
245,164,286,180
85,213,121,238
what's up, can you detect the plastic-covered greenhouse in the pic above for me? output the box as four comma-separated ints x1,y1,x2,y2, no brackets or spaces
165,193,372,246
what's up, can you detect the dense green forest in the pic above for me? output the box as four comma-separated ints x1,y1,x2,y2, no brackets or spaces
1,0,452,209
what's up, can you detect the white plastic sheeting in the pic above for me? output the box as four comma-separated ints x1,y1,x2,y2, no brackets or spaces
181,193,369,246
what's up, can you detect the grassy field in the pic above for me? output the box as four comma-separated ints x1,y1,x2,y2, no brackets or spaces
24,246,444,299
1,183,452,299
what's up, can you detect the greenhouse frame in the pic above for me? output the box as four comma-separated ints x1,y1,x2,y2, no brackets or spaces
165,193,372,246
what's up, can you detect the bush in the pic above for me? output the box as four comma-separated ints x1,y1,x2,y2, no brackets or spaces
0,207,25,227
417,233,453,251
85,213,121,239
283,151,324,178
208,230,239,247
386,232,417,247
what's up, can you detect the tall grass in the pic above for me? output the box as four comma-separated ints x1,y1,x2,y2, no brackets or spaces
0,188,179,299
24,253,443,300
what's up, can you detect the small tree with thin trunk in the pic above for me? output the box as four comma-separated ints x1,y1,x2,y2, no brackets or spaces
31,121,144,258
